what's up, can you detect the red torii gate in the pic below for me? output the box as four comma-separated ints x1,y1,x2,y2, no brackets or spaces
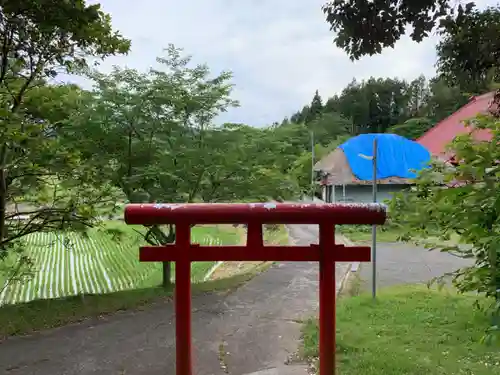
125,202,386,375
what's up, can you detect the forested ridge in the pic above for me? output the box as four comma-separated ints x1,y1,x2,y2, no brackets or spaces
286,76,470,140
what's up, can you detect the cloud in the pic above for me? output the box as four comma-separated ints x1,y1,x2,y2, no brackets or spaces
67,0,497,126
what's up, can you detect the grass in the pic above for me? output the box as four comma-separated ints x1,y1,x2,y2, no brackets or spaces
301,285,500,375
337,224,402,243
0,222,241,305
0,262,271,339
263,224,290,245
205,224,290,280
339,269,364,298
338,225,464,247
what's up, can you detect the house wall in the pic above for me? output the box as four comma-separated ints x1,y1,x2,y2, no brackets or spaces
323,184,408,204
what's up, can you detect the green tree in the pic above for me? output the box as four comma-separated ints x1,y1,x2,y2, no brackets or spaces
306,90,323,125
336,77,409,133
389,112,500,342
0,1,129,278
322,0,474,60
427,78,469,122
324,95,341,113
270,121,311,170
290,145,327,195
290,105,310,124
309,112,351,143
335,79,369,134
71,47,300,285
387,117,434,140
437,6,500,93
283,75,474,138
290,135,349,194
406,75,430,117
200,123,298,202
68,45,237,286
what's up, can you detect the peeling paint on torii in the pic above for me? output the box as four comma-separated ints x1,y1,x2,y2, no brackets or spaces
127,202,386,225
146,201,384,211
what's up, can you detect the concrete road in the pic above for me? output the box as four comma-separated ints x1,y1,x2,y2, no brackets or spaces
357,242,473,291
0,224,347,375
0,220,472,375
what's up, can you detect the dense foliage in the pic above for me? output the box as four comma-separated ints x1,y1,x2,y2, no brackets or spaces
322,0,500,341
322,0,462,60
0,0,130,282
322,1,488,59
389,111,500,342
322,1,500,94
437,6,500,93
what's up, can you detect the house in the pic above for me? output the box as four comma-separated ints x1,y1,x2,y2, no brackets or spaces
417,91,496,160
315,133,430,203
315,91,498,203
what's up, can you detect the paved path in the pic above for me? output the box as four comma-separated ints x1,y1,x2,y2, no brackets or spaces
0,225,349,375
1,221,469,375
357,242,473,291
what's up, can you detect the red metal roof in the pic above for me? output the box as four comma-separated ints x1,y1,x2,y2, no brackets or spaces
417,91,495,158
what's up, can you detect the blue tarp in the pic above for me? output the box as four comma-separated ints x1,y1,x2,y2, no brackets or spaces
338,133,430,181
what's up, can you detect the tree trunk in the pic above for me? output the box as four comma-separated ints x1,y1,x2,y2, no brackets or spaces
0,168,6,246
162,261,171,288
0,144,9,246
148,224,175,289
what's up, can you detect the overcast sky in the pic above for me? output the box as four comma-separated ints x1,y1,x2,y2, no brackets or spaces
65,0,498,126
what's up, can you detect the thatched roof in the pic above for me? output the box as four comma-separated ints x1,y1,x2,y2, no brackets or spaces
314,148,413,186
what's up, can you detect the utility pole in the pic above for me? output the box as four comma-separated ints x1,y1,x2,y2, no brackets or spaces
358,138,378,300
371,138,378,300
311,129,315,200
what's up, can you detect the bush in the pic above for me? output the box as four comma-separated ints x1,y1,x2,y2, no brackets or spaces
388,113,500,343
264,224,280,232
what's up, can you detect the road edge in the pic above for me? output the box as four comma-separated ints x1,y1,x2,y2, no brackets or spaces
335,234,356,296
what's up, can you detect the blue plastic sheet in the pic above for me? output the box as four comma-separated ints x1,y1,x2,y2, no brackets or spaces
338,133,430,180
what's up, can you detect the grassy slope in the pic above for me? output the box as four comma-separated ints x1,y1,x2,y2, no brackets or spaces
0,223,288,337
0,222,241,304
139,224,243,285
302,285,500,375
